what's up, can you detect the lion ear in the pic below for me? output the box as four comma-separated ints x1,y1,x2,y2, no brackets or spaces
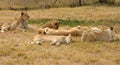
110,27,113,31
21,12,24,15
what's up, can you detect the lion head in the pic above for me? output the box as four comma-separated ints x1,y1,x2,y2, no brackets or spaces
43,20,60,29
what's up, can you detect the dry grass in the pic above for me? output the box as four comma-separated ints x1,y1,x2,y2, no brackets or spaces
0,6,120,65
28,6,120,21
0,0,79,9
0,0,120,10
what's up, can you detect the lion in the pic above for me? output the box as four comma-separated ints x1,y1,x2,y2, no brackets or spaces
10,12,30,31
38,26,89,36
30,34,72,45
43,20,60,29
43,26,83,36
81,27,115,42
0,12,30,32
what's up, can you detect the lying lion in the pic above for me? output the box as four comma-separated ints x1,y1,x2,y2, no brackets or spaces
81,27,115,42
38,25,105,36
30,34,72,45
39,26,83,36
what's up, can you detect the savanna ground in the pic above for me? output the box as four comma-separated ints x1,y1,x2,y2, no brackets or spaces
0,6,120,65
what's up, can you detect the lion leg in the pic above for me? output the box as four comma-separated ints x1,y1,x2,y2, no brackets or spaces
30,39,43,45
36,39,45,45
51,40,57,45
55,42,61,46
10,22,19,30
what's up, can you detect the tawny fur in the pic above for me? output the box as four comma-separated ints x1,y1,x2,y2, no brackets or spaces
10,12,30,31
38,28,46,35
31,34,72,45
43,20,60,29
39,26,104,37
39,26,91,36
81,27,115,42
0,12,32,32
44,27,83,36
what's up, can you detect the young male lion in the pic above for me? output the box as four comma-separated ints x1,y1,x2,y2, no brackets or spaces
30,34,72,45
0,12,30,32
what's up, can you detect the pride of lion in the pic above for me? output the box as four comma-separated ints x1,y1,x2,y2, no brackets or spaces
0,12,117,46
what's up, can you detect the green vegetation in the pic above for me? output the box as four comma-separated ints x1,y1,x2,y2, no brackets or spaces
29,19,120,27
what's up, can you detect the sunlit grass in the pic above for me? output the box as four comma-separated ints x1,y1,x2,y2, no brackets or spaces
0,6,120,65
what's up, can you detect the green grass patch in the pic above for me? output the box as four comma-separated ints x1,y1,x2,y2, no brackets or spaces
28,19,50,25
29,19,120,27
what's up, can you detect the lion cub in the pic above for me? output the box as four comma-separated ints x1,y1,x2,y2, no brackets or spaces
31,34,72,45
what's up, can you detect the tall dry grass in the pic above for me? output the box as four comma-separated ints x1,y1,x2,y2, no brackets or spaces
0,0,120,10
0,6,120,65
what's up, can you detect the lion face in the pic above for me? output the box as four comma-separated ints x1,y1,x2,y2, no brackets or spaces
21,12,30,21
38,28,46,35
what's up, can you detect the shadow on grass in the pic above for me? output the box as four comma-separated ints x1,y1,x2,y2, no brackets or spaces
28,19,120,27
